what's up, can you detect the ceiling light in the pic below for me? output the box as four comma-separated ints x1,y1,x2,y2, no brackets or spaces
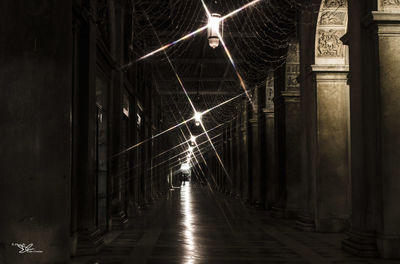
207,13,221,49
194,111,202,126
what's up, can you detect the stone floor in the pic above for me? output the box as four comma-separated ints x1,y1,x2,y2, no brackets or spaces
71,182,400,264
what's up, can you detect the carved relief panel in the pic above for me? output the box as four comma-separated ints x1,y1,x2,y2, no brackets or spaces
286,42,300,91
323,0,347,8
316,29,345,57
380,0,400,11
315,0,348,65
320,12,346,26
265,71,274,112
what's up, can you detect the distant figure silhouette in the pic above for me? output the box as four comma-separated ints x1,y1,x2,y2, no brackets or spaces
182,173,186,186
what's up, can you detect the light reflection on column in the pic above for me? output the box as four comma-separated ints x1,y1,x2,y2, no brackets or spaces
180,182,197,264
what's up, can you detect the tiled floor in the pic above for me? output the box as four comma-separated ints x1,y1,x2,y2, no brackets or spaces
72,182,400,264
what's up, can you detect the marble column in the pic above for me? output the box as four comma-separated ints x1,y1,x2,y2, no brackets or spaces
224,126,231,194
297,0,351,232
263,70,278,209
311,65,350,232
111,4,129,230
342,1,400,259
296,1,320,232
313,1,351,232
228,122,234,195
240,99,250,202
0,1,72,263
232,120,240,198
249,86,263,207
75,0,105,254
273,41,302,217
235,114,242,199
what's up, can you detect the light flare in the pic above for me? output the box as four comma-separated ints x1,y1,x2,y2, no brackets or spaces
119,0,263,69
202,0,253,104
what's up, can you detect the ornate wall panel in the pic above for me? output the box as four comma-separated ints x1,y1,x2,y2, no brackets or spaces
381,0,400,10
315,0,348,65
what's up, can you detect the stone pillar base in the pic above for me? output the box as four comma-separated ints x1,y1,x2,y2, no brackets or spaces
270,207,285,218
76,228,104,256
342,229,378,258
284,208,301,219
70,232,79,257
377,235,400,259
112,211,129,230
127,203,141,219
315,217,349,233
252,200,265,210
296,213,315,232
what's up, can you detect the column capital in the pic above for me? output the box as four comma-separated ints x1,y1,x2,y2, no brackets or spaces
281,90,300,103
262,107,274,114
311,64,349,73
311,65,349,82
249,118,259,126
367,12,400,35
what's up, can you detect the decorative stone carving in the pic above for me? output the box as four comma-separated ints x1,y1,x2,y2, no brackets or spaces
287,74,299,87
320,11,346,25
317,29,344,57
265,75,274,112
323,0,347,8
285,42,300,90
286,43,298,62
384,0,400,6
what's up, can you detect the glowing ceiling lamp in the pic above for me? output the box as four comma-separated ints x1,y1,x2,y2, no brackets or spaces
190,135,196,146
207,13,222,49
194,111,202,126
181,162,190,172
188,146,194,153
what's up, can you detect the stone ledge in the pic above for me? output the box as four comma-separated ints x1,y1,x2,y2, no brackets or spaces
377,234,400,259
311,64,349,73
370,11,400,24
342,228,378,258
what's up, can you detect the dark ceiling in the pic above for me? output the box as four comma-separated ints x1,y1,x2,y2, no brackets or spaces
129,0,298,134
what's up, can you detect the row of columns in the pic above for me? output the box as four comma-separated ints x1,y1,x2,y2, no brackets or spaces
211,0,400,259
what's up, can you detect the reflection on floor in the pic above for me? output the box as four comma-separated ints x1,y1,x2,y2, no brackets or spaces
72,182,400,264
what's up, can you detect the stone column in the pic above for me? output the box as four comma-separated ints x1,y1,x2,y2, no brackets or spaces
311,65,350,232
240,99,250,202
249,86,263,207
235,114,242,199
71,15,81,256
263,70,278,209
145,124,152,204
111,4,129,230
311,1,351,232
297,0,351,232
223,126,229,194
273,41,302,217
0,1,72,263
218,144,224,191
228,122,234,195
75,0,105,254
232,120,240,198
342,1,400,259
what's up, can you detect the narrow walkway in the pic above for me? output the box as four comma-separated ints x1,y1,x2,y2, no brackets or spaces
73,182,400,264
